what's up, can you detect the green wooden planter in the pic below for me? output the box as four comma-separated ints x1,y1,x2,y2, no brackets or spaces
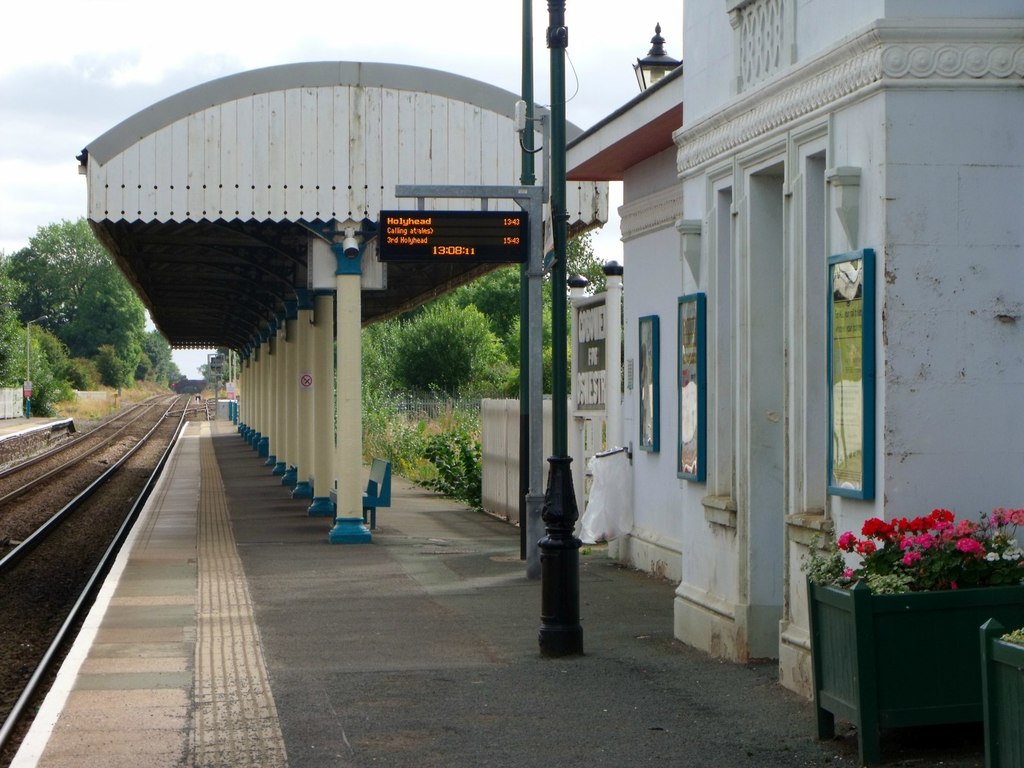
808,580,1024,766
980,619,1024,768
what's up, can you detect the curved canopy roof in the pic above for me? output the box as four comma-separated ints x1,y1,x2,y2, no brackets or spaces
82,61,606,350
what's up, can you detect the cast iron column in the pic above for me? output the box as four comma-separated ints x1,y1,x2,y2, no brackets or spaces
538,0,583,657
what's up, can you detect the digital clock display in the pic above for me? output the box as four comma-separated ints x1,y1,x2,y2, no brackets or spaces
378,210,528,263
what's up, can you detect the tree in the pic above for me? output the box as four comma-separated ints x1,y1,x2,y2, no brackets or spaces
95,344,136,390
0,269,23,387
139,330,180,386
63,257,145,362
566,232,606,294
450,266,522,343
392,300,509,396
7,219,147,384
6,219,110,331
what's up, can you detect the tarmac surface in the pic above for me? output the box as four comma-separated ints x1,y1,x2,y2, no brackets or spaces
12,420,991,767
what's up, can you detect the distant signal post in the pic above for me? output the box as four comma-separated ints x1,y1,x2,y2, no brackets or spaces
378,210,528,263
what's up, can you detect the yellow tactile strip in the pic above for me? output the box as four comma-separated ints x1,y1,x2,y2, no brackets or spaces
192,422,288,767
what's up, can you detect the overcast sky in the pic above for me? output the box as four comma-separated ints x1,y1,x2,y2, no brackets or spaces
0,0,683,377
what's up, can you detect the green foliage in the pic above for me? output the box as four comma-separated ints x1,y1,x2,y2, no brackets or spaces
67,357,102,390
1003,627,1024,647
95,344,136,389
361,390,482,509
450,266,522,339
362,320,401,396
361,390,433,479
64,258,145,361
423,426,482,510
6,219,147,389
22,326,73,415
566,232,606,294
0,286,22,387
139,330,179,386
392,299,509,396
6,219,110,331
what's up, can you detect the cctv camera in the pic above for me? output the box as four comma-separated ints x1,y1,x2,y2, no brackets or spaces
342,228,360,257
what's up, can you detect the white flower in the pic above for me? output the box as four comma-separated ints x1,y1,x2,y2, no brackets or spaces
986,551,1001,561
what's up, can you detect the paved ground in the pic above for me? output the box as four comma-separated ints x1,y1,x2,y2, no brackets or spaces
12,421,989,767
213,430,986,768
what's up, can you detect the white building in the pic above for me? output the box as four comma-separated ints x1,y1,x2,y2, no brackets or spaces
568,0,1024,697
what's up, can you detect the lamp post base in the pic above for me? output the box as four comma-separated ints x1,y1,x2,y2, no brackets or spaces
537,454,584,657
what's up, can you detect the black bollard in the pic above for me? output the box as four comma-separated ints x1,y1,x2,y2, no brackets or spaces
538,454,584,657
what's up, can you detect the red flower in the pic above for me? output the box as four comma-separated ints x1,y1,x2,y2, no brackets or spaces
856,539,877,555
861,518,893,539
837,531,858,552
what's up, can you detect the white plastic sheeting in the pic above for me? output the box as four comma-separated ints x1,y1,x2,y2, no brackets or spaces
579,448,633,544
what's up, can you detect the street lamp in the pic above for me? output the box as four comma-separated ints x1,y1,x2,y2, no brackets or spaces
633,23,681,92
25,315,47,417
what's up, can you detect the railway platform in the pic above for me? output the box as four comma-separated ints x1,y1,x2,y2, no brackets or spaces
8,420,977,768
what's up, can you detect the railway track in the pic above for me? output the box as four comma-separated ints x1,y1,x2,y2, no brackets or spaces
0,394,209,764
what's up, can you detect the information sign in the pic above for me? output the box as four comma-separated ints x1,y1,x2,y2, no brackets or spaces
378,210,528,263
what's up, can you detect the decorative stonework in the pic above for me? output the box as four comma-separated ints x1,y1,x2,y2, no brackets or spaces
677,21,1024,174
881,43,1024,79
734,0,786,89
619,186,683,242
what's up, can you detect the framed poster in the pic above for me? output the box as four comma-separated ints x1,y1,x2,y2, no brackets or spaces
678,294,706,481
638,315,660,452
827,248,875,499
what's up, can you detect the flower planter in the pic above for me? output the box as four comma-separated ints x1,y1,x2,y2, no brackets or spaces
980,619,1024,768
808,580,1024,766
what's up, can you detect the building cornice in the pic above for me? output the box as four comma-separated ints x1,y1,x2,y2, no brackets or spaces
676,19,1024,174
619,186,684,243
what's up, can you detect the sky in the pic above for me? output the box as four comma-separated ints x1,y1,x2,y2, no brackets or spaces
0,0,684,377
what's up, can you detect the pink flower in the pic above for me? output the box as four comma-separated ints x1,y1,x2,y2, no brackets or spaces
955,519,976,537
995,508,1024,526
915,533,935,549
956,537,983,555
837,531,857,552
902,551,922,567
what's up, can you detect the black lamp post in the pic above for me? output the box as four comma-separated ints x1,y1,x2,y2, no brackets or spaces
634,23,681,92
538,0,584,658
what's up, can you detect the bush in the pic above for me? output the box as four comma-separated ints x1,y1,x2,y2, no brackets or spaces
423,426,482,510
66,357,102,390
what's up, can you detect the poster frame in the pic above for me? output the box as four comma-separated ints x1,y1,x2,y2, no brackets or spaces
827,247,875,499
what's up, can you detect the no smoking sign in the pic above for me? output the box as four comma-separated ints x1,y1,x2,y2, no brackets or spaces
299,372,314,391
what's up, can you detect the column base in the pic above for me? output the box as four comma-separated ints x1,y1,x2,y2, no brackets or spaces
328,516,372,544
308,497,335,517
281,466,297,485
264,454,277,467
254,433,264,453
292,480,313,499
271,461,286,476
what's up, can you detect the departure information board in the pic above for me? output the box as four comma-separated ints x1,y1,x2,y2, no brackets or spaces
378,210,528,263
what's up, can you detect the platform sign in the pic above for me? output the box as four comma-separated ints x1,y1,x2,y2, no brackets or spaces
378,210,528,263
23,380,31,398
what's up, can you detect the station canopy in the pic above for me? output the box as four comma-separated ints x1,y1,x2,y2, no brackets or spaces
81,61,607,351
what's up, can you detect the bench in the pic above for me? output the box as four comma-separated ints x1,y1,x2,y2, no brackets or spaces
362,458,392,530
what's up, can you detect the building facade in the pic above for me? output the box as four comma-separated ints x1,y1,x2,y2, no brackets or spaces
569,0,1024,697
